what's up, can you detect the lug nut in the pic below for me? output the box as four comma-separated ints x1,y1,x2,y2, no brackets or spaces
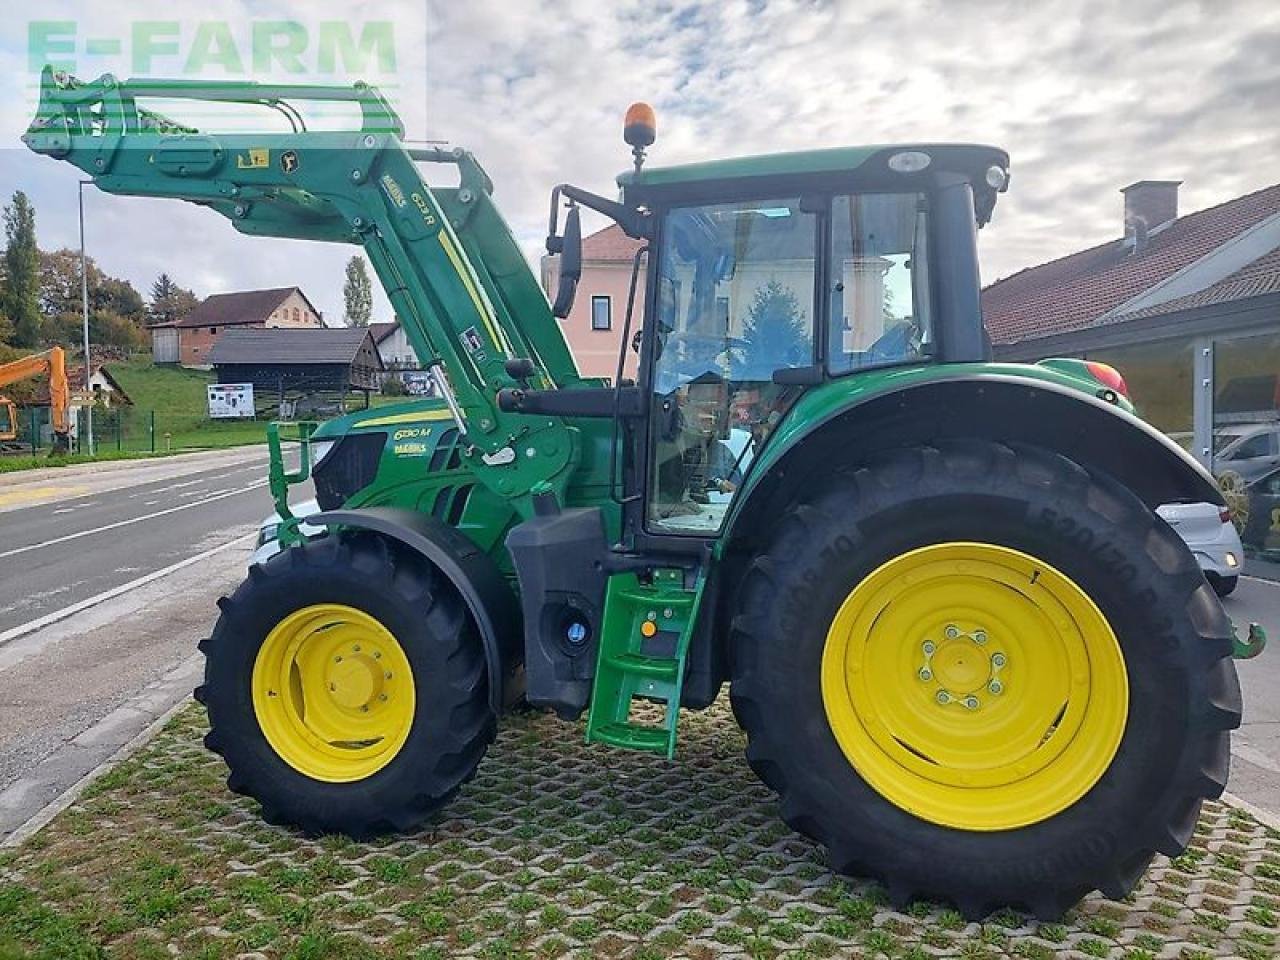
936,691,950,704
989,680,1003,694
944,625,960,639
922,641,936,655
963,696,980,710
991,653,1006,667
973,630,987,645
919,668,932,681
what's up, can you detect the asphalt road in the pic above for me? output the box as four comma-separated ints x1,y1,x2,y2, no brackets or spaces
1222,575,1280,821
0,449,285,634
0,447,314,839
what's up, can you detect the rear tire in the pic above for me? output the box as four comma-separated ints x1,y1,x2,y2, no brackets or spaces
729,440,1240,919
197,534,494,838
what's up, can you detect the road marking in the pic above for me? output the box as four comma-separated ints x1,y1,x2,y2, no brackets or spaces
0,480,267,560
0,484,89,507
51,507,75,515
0,532,256,648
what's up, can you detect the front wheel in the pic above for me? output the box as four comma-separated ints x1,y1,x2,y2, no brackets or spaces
729,441,1241,919
197,534,494,837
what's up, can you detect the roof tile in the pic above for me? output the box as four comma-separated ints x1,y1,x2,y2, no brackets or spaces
207,327,380,366
174,287,312,329
982,183,1280,344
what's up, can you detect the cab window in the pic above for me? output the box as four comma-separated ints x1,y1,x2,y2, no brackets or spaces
828,192,932,373
647,196,816,534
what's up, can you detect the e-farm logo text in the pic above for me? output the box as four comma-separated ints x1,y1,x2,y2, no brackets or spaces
28,20,397,77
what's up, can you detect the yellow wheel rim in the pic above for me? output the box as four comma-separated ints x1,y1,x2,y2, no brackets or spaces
252,604,416,783
821,542,1128,831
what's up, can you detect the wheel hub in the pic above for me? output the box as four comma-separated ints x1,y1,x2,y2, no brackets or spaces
920,626,1007,708
326,650,390,711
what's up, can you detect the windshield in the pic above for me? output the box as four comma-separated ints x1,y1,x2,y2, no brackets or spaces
647,196,816,534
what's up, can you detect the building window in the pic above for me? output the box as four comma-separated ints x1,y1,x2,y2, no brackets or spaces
210,327,217,335
292,307,300,323
591,296,612,331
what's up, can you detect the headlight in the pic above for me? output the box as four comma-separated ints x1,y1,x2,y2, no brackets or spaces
1225,552,1239,569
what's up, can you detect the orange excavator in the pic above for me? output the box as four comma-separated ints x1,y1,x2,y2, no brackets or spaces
0,346,71,453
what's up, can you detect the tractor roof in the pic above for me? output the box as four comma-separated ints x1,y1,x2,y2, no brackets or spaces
618,142,1008,196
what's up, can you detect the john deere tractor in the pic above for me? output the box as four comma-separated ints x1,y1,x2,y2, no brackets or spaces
27,68,1251,918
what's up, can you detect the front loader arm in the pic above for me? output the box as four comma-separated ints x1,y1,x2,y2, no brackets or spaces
24,67,580,510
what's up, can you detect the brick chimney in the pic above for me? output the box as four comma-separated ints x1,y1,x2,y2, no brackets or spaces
1121,180,1181,248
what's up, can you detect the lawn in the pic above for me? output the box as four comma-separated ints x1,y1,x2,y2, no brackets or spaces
0,700,1276,960
103,358,268,452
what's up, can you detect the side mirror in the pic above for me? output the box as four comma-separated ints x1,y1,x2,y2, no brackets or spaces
551,204,582,319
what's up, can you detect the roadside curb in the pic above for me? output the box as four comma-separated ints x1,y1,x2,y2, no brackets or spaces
1,655,201,849
1221,788,1280,832
0,444,264,488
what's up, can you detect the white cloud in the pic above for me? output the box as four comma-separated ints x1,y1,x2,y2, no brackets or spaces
1,0,1277,327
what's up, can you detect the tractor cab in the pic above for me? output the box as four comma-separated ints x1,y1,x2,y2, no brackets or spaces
547,128,1010,543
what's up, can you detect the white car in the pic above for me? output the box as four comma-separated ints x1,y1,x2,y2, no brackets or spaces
252,498,323,565
1157,501,1244,597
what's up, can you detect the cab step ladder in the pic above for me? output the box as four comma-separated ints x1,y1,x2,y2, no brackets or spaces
585,568,706,759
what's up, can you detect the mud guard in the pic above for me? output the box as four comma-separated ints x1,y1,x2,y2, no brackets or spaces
726,373,1224,547
310,507,523,713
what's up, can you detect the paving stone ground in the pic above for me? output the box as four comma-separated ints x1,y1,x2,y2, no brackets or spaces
0,700,1277,959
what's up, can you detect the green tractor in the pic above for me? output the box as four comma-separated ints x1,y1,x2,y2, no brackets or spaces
27,69,1249,918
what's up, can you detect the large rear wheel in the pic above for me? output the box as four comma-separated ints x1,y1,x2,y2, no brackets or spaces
729,441,1241,918
198,534,494,837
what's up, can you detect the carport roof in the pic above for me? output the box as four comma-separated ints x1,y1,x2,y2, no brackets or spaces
207,327,379,366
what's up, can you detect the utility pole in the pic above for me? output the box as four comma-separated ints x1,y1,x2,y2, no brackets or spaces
78,180,93,455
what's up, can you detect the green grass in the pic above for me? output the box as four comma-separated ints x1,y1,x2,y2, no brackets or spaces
104,358,267,451
0,450,181,474
2,702,1276,959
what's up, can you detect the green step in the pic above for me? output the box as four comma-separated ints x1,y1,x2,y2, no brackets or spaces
606,652,679,680
590,721,672,753
585,569,706,760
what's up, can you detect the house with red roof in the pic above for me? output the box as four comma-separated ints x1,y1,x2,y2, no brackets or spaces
983,180,1280,469
150,286,323,367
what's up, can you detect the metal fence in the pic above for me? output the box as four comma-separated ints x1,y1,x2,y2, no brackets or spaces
10,405,268,456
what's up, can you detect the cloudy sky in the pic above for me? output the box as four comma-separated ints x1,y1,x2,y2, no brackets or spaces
1,0,1277,325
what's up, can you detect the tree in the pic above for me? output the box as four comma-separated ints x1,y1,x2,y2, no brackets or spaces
148,272,199,327
739,279,811,376
152,272,176,303
2,191,41,347
38,249,147,348
343,255,373,327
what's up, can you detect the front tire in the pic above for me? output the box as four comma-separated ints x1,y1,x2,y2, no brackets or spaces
729,441,1241,918
197,534,494,838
